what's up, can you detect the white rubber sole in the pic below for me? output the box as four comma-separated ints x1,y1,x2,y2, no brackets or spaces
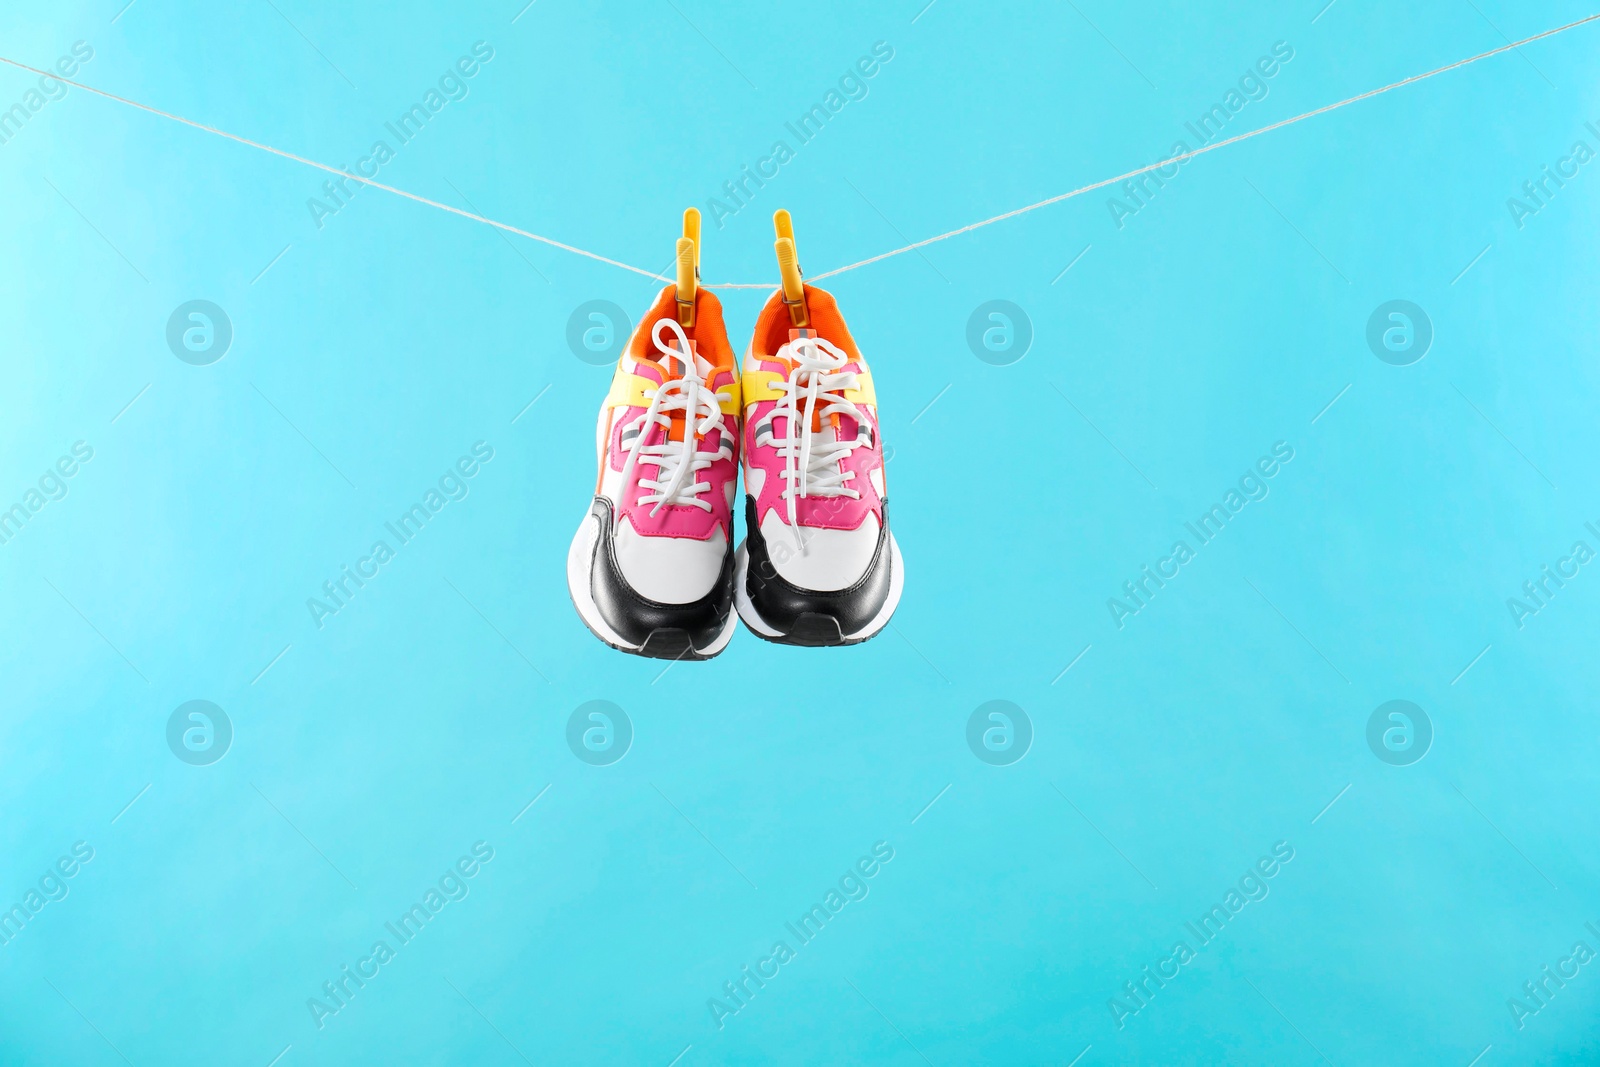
733,532,904,645
566,509,738,659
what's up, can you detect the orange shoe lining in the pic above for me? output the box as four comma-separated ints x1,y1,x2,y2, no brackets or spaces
628,285,736,381
750,284,864,434
623,285,736,444
751,284,863,367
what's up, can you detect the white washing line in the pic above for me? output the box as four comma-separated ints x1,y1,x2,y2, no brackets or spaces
5,11,1596,289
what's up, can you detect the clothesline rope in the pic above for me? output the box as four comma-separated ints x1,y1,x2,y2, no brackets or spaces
808,10,1600,282
4,11,1596,289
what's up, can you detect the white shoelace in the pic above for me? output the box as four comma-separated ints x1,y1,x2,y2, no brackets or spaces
617,319,733,515
751,335,867,551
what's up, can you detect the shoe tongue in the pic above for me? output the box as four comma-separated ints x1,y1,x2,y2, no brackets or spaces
779,327,818,371
655,330,714,383
777,328,852,435
644,328,719,446
778,328,859,380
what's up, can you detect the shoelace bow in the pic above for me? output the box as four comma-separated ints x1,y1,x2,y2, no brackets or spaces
617,318,733,515
753,335,867,552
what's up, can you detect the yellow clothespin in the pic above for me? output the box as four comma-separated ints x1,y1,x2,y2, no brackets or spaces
676,207,700,328
773,209,808,328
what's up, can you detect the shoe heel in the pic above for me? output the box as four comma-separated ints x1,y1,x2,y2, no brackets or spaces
785,613,845,646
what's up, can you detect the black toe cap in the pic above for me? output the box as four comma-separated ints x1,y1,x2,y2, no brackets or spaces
742,497,893,644
588,497,733,654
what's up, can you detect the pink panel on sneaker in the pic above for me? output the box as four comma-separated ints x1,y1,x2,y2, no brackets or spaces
743,359,885,535
614,416,737,543
608,406,645,472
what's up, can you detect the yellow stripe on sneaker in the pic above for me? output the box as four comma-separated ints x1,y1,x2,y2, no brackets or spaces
605,371,740,416
741,367,876,408
740,370,785,406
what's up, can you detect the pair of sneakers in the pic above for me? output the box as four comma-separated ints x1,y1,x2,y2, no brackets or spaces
566,217,903,660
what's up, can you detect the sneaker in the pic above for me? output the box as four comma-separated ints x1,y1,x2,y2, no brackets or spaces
734,283,903,645
567,284,742,660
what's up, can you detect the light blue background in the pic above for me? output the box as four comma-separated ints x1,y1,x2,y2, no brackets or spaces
2,0,1599,1063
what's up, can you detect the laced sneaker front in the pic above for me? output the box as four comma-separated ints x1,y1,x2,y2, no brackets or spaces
736,283,902,646
618,318,736,523
750,333,872,549
567,285,742,660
